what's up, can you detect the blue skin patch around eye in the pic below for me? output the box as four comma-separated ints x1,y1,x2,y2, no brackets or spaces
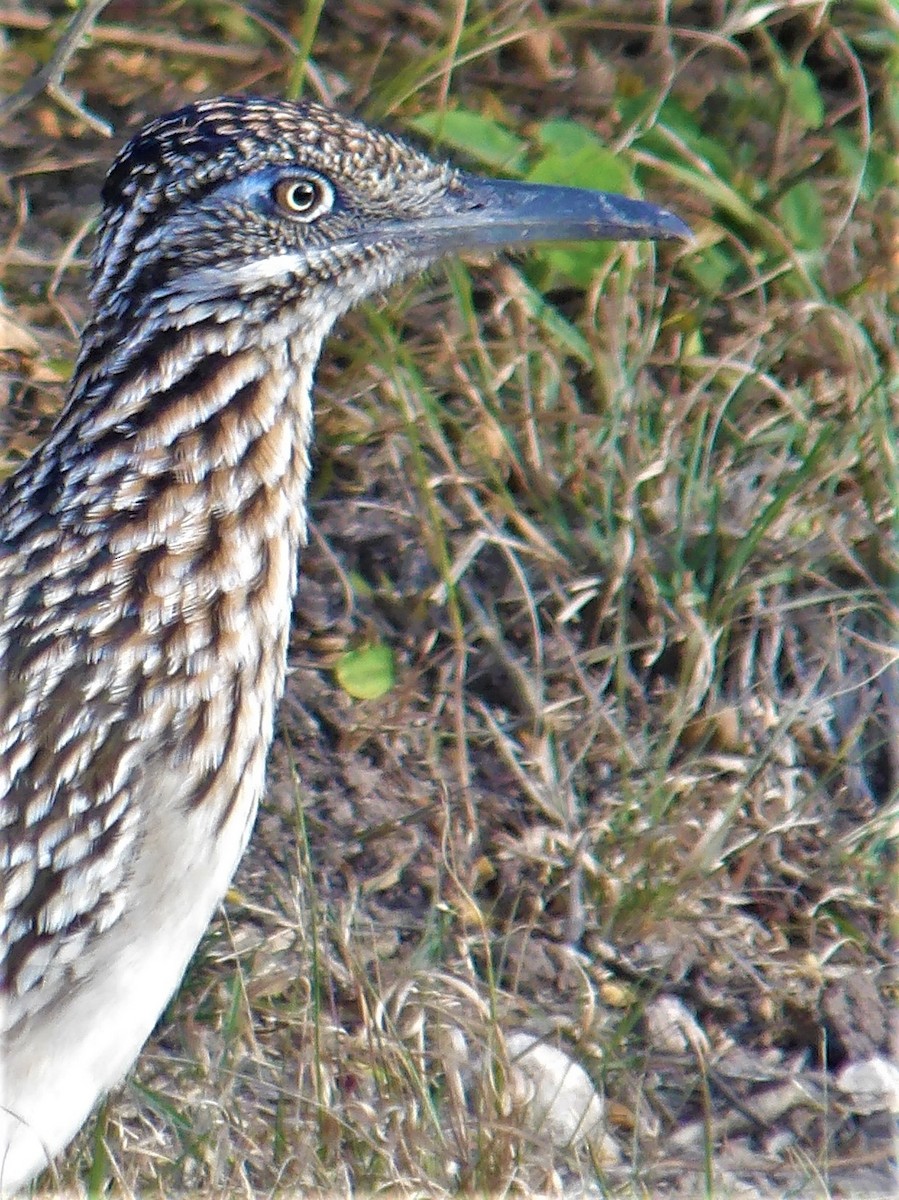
212,166,340,216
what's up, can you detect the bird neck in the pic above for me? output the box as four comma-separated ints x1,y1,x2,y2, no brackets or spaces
11,299,331,550
0,297,336,690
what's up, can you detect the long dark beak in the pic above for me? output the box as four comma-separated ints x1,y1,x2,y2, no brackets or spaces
371,172,691,256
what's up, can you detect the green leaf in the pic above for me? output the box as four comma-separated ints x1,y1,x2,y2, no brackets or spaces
627,96,734,179
527,142,632,194
409,110,527,172
776,180,825,251
530,243,613,290
782,65,825,131
528,120,632,192
335,643,395,700
524,121,636,285
532,118,624,170
832,130,897,201
684,244,739,295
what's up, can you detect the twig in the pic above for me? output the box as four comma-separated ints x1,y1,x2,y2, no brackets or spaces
0,0,115,135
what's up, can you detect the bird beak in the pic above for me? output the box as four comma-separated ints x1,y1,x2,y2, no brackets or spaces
377,172,691,256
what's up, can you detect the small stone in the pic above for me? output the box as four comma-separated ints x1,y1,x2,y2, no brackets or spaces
505,1031,621,1162
836,1056,899,1114
644,995,709,1055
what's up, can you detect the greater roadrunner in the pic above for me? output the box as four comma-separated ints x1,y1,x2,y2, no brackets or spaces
0,95,688,1192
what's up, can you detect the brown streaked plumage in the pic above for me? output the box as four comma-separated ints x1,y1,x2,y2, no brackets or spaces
0,95,689,1192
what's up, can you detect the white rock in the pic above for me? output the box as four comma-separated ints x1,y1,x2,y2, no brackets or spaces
835,1056,899,1114
644,995,709,1056
505,1031,620,1162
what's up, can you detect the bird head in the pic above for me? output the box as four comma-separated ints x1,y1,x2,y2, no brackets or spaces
91,96,689,336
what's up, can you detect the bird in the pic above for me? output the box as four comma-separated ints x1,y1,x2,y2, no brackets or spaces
0,95,689,1193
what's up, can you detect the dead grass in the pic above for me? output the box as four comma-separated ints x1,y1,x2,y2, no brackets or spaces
1,1,896,1197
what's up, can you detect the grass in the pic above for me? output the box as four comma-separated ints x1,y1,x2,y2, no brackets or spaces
1,0,896,1196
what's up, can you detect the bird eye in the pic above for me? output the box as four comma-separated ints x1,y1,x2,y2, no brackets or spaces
273,175,333,221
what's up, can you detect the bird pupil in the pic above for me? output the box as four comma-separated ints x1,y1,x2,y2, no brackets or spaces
291,181,315,209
